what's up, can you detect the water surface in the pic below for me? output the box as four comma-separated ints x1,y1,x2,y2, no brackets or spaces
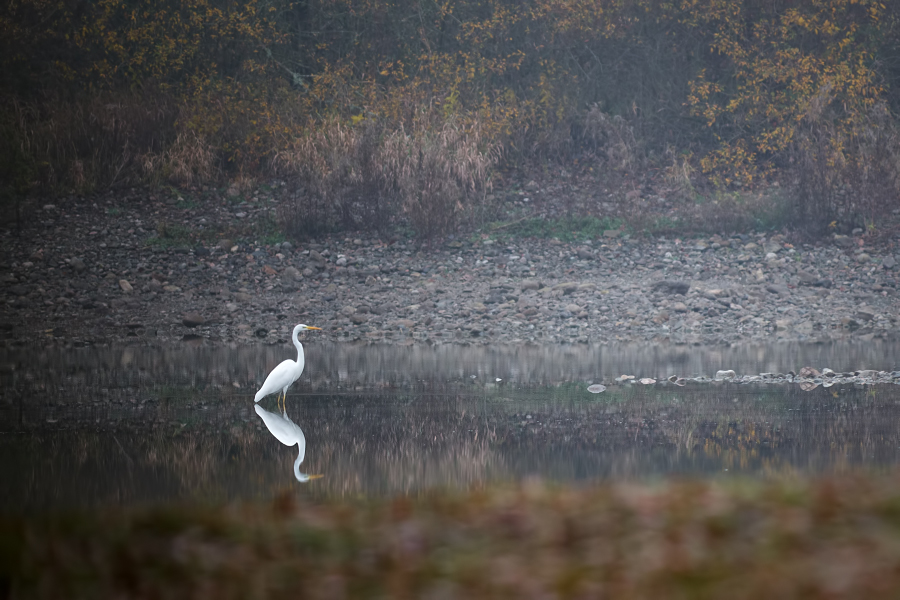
2,341,899,511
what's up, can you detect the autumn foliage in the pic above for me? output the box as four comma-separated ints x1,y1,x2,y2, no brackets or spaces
2,0,899,234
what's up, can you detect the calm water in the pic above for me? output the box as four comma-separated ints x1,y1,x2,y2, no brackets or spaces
1,341,899,512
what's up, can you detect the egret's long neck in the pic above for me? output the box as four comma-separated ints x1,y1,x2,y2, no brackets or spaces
293,327,304,363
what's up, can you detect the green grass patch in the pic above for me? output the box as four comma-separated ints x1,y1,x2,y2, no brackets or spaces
488,216,625,242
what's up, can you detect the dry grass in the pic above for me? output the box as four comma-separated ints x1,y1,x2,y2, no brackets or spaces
276,112,500,238
275,118,387,236
141,130,217,186
382,114,499,237
7,474,900,599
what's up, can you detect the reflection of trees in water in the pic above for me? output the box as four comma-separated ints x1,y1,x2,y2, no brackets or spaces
3,383,900,510
2,342,898,397
489,384,900,479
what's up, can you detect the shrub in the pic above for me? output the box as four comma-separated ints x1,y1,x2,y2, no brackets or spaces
790,98,900,234
381,113,499,237
276,118,388,237
276,112,499,238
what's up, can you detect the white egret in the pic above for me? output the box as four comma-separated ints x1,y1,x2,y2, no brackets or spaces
254,324,321,410
254,404,323,482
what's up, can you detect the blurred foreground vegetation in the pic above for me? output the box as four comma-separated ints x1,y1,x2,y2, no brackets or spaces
6,474,900,598
3,0,900,236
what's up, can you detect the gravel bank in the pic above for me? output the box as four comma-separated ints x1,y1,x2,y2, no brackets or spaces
1,189,898,348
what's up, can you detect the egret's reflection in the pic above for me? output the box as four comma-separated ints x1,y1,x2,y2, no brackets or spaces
254,404,323,483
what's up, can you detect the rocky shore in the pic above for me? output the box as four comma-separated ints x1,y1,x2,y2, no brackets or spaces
1,189,898,348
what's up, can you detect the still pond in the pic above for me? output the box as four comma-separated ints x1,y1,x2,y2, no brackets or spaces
2,340,899,512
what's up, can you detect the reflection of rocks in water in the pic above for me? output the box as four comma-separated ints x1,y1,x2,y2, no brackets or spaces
3,342,900,396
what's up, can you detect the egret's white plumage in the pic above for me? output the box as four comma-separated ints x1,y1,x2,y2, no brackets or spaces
254,404,322,482
254,324,321,407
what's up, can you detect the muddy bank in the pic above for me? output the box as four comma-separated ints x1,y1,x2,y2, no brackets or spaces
1,189,897,348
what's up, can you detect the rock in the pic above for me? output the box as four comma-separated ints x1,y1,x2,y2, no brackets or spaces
651,280,690,295
553,282,579,294
587,384,606,393
340,306,357,316
841,317,860,330
564,303,581,314
119,279,134,293
715,370,736,380
672,302,688,313
797,270,818,285
603,229,620,239
308,250,327,268
856,253,871,263
856,306,876,321
833,234,853,248
365,275,377,285
775,319,791,331
70,258,86,272
282,266,302,281
182,313,205,327
798,366,821,378
349,313,368,324
883,255,896,270
521,279,542,291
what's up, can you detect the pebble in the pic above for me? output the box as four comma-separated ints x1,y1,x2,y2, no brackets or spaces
182,313,205,327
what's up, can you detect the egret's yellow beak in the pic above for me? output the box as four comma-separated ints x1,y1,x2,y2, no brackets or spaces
307,474,324,480
304,326,322,330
